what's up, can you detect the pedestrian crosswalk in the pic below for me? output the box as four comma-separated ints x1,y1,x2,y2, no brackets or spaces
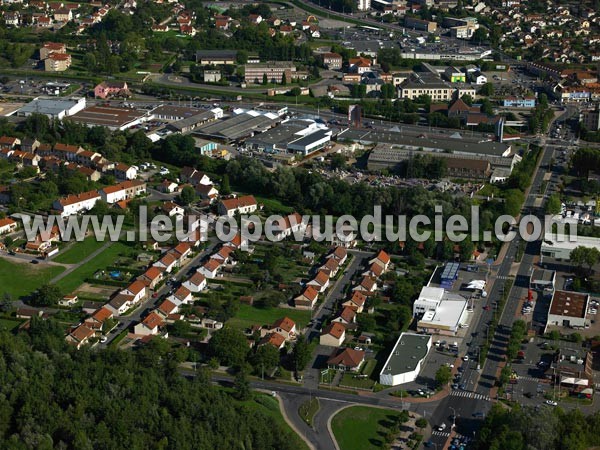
450,390,491,401
431,430,451,437
496,275,513,280
516,376,541,382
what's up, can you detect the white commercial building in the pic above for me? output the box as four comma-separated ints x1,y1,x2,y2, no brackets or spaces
11,97,86,120
357,0,371,11
379,333,431,386
413,286,469,336
545,290,590,332
541,230,600,261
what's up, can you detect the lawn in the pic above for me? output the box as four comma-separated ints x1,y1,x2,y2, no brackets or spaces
339,359,378,390
54,236,108,264
331,406,405,450
298,398,320,427
55,242,135,293
0,257,65,298
228,304,310,330
239,394,310,450
0,318,23,331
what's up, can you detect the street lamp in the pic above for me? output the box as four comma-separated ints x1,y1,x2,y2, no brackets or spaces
449,407,457,429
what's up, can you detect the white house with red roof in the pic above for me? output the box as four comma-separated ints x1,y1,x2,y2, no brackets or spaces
121,280,148,304
183,271,206,293
369,250,391,272
0,218,17,235
134,312,164,336
270,212,306,241
137,266,165,290
53,190,101,217
307,270,330,293
99,180,146,204
267,317,297,341
218,195,258,217
327,246,348,265
153,252,179,273
294,285,319,309
320,322,346,347
198,259,221,279
169,285,193,305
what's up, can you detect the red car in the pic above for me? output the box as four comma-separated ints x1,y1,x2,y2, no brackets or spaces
483,305,491,311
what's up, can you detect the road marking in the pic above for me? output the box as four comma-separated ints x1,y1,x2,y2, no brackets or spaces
432,431,451,437
450,391,491,401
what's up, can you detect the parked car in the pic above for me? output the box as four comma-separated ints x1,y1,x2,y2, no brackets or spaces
545,400,558,406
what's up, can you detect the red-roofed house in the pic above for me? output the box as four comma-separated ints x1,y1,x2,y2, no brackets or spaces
259,332,286,349
332,306,357,326
53,190,101,217
134,312,164,336
183,271,207,293
66,325,96,349
0,218,17,235
320,322,346,346
369,250,391,272
328,246,348,265
218,195,258,217
353,276,377,293
268,317,297,340
138,266,165,290
342,291,367,313
307,270,330,293
153,252,179,273
327,347,365,372
198,259,221,279
121,280,147,304
295,285,319,309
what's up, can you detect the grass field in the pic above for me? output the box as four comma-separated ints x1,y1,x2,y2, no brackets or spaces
0,318,23,331
239,394,310,450
0,257,65,298
54,237,108,264
331,406,404,450
228,304,310,330
54,242,135,293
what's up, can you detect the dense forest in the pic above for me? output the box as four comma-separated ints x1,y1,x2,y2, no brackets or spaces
476,404,600,450
0,318,302,450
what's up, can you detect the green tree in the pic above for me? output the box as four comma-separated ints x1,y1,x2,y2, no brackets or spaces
415,417,428,431
289,87,302,97
30,284,62,307
208,327,250,367
281,72,287,86
293,335,311,372
179,185,196,205
262,73,268,85
221,174,232,195
251,344,280,376
570,246,600,275
234,369,251,400
545,194,562,215
435,365,452,387
479,82,494,96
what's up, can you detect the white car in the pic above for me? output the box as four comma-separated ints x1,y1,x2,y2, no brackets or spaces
100,336,108,343
463,355,469,362
545,400,558,406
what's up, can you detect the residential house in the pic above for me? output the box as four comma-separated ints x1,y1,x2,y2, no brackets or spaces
218,195,258,217
59,294,78,307
349,57,372,74
269,317,297,341
84,307,114,332
138,266,165,290
307,270,330,293
171,285,193,305
211,246,234,265
134,312,164,336
259,332,286,349
294,285,319,309
363,262,384,279
342,291,367,313
369,250,391,272
153,252,179,273
66,325,96,349
157,299,179,317
121,280,147,304
271,212,306,241
321,52,343,70
327,246,348,265
162,201,185,217
0,218,17,234
53,190,101,217
320,258,340,277
114,163,137,180
320,322,346,346
327,347,365,372
198,259,221,279
182,271,207,293
332,306,357,326
195,184,219,203
99,180,146,204
353,276,378,293
45,53,72,72
75,150,101,166
172,242,192,261
0,136,20,149
160,180,178,193
21,138,40,152
180,167,212,185
53,142,82,160
94,81,129,99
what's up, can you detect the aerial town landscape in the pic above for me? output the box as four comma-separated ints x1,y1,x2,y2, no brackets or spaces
0,0,599,448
